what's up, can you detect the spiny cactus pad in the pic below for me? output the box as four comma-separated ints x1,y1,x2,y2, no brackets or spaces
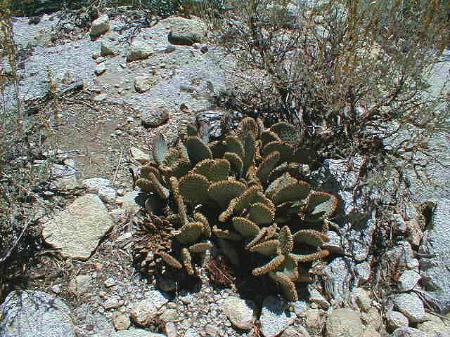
133,117,337,301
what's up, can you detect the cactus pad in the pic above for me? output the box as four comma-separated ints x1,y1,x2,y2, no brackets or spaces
186,136,212,165
178,173,210,204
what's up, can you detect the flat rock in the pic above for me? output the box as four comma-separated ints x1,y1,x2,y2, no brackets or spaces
221,296,255,331
393,293,425,323
326,308,364,337
134,75,157,93
141,103,171,128
398,270,421,292
260,296,295,337
168,17,206,46
42,194,114,260
130,147,151,163
90,14,110,39
0,290,76,337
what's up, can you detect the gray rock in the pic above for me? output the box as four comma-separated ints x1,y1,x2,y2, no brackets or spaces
82,178,117,203
398,270,421,292
221,296,255,331
168,17,206,46
90,14,110,39
134,75,157,93
321,257,354,304
0,290,76,337
141,103,171,128
127,41,154,62
362,326,381,337
418,319,450,336
116,191,141,213
69,274,92,294
393,293,426,323
355,261,371,286
352,288,371,312
112,313,131,331
112,330,166,337
419,199,450,313
326,308,364,337
391,327,428,337
281,327,311,337
42,194,114,260
260,296,295,337
308,288,330,309
95,62,107,76
387,311,409,330
130,147,151,163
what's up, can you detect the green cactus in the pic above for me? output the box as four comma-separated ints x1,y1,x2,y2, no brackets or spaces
134,116,338,301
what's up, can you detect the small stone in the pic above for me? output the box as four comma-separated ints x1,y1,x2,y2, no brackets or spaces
82,178,117,203
184,328,200,337
405,219,423,247
391,327,428,337
141,105,170,128
221,296,255,331
309,288,330,309
398,270,421,292
94,93,107,101
134,75,156,93
104,277,117,288
417,318,450,336
352,288,371,312
130,292,168,327
130,147,150,163
90,14,110,39
69,274,92,294
101,39,119,56
160,308,178,323
165,45,176,53
127,41,153,62
95,63,106,76
280,326,311,337
165,322,177,337
103,296,124,310
113,313,131,331
393,293,425,323
361,308,382,332
355,262,371,286
305,309,322,330
112,330,167,337
260,296,295,337
96,56,105,64
116,191,141,214
50,284,62,294
326,308,364,337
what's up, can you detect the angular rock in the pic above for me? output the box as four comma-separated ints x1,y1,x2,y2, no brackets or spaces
116,191,141,213
398,270,421,292
134,75,156,93
393,293,426,323
130,147,151,163
221,296,255,331
42,194,114,260
391,327,428,337
0,290,76,337
90,14,110,39
112,313,131,331
82,177,117,203
304,308,322,330
309,288,330,309
101,38,120,56
260,296,295,337
326,308,364,337
362,326,381,337
95,62,106,75
168,17,206,46
127,41,153,62
387,311,409,331
418,319,450,336
419,199,450,313
352,288,371,312
321,257,354,304
69,274,92,294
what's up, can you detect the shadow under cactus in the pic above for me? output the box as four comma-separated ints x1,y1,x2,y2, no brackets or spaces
133,117,339,301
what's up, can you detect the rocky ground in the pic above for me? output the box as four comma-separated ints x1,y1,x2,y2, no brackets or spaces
1,8,449,337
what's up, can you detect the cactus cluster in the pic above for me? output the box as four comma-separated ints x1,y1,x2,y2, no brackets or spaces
134,117,338,301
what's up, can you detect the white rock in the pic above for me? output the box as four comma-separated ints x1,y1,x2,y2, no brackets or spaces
82,178,117,203
42,194,114,260
116,191,141,214
387,311,409,330
260,296,295,337
130,291,168,326
95,62,106,75
398,270,421,292
90,14,110,39
326,308,364,337
221,296,255,331
393,293,425,323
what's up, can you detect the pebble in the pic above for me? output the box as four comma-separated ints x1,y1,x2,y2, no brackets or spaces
326,308,364,337
393,293,425,323
398,270,421,292
95,63,106,76
260,296,295,337
387,311,409,330
112,312,131,331
221,296,255,331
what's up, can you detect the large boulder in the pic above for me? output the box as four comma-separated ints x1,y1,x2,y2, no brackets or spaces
42,194,114,260
0,290,76,337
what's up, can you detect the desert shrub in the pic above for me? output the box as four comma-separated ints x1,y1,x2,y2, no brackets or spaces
204,0,449,201
134,117,338,301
